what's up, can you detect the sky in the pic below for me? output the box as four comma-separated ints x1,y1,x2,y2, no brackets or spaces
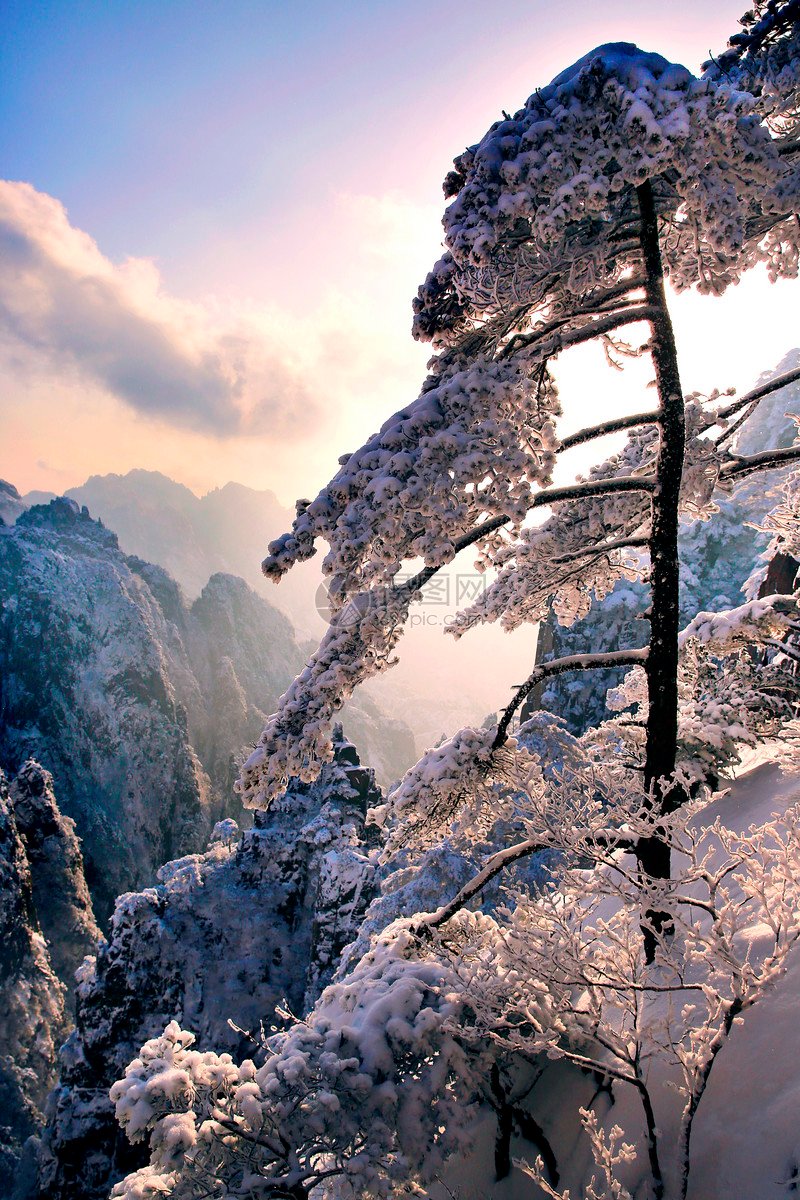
2,0,798,508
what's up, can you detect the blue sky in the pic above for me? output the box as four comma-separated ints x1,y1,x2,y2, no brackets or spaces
1,1,739,289
1,0,796,502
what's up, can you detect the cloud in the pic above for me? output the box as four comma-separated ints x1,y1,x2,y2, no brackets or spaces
0,181,314,435
35,458,71,479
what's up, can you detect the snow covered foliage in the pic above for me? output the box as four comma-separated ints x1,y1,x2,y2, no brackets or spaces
746,468,800,595
447,428,654,638
416,40,799,348
112,755,800,1200
240,31,799,808
239,585,414,806
705,0,800,138
385,725,545,853
249,37,798,815
264,361,561,596
733,347,800,456
597,586,800,784
539,585,649,734
437,784,800,1200
678,592,798,652
36,730,383,1200
110,925,478,1200
542,352,800,735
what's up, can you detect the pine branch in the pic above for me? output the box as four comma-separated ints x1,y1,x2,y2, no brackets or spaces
714,365,800,423
553,535,649,564
720,444,800,480
493,648,649,748
403,478,655,595
499,278,649,359
560,410,660,451
417,837,545,932
498,305,658,362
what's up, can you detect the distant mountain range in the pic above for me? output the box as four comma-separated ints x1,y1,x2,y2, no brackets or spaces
5,468,530,749
64,469,323,636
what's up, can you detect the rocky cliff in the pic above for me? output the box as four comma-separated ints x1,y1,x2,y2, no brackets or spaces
8,762,100,1013
0,765,76,1195
0,498,414,924
0,499,217,924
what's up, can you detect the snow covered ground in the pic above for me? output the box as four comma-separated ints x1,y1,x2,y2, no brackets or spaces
431,751,800,1200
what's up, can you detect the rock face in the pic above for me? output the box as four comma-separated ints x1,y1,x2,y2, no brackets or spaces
0,499,217,924
0,499,414,925
8,762,100,1013
0,480,28,526
0,767,69,1192
35,731,381,1200
65,469,317,632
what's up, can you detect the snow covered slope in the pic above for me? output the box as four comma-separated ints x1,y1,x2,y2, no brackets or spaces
429,753,800,1200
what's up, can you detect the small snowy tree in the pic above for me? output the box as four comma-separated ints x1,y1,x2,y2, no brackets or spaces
441,796,800,1200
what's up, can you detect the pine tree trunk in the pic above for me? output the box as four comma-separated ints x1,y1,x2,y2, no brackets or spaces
635,181,688,936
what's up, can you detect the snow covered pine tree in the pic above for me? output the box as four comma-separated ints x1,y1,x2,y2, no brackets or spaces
244,14,800,925
110,7,800,1199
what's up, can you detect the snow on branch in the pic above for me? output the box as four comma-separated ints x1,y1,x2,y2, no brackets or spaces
262,358,562,604
678,593,799,653
241,475,656,809
110,925,480,1200
384,726,545,856
413,760,642,936
448,430,657,637
493,649,649,748
415,42,800,349
559,410,661,452
238,585,412,807
719,442,800,480
713,362,800,425
706,1,800,140
745,469,800,596
438,796,800,1200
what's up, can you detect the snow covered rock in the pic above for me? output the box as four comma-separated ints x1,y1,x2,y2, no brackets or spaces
0,499,217,924
34,730,382,1200
0,479,28,526
0,767,68,1192
0,498,414,927
8,761,100,1013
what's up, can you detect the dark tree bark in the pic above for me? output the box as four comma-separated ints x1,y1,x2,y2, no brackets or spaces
759,551,800,597
636,180,689,955
489,1063,559,1186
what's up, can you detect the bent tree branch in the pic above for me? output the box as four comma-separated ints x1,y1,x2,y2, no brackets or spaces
492,648,649,748
721,445,800,480
404,476,656,597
